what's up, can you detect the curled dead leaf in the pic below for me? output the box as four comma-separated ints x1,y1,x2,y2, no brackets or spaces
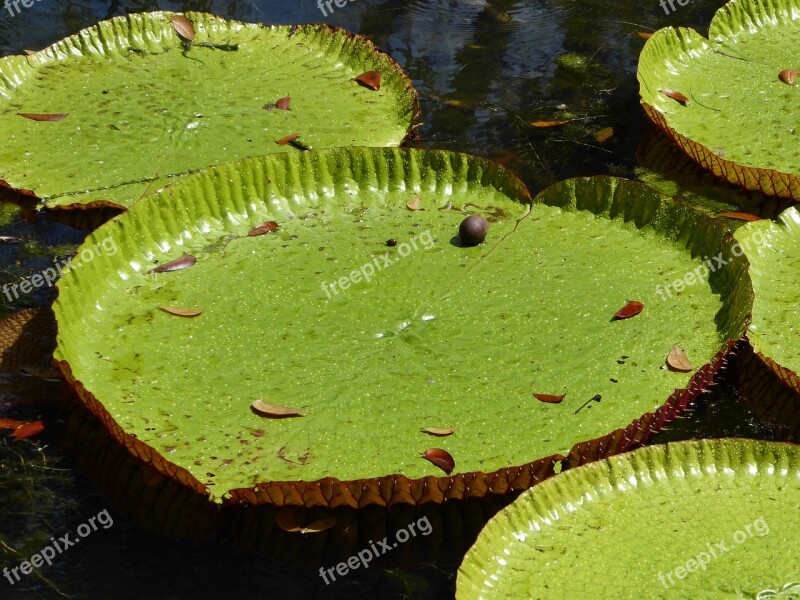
530,120,569,128
275,133,301,145
533,393,565,404
11,420,44,440
276,507,336,534
594,127,614,143
718,211,761,222
355,71,381,90
148,254,196,274
248,221,279,236
422,448,455,474
406,197,421,211
275,96,291,110
170,15,195,41
612,300,644,320
779,69,798,85
251,400,303,418
666,345,693,372
421,426,455,437
159,306,203,318
658,89,689,105
17,113,67,121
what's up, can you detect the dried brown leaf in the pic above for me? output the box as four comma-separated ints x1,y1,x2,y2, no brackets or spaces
248,221,279,236
251,399,303,418
530,120,569,128
355,71,381,90
275,96,291,110
148,254,196,274
612,300,644,320
17,113,67,121
718,211,761,222
779,69,798,85
659,89,689,105
594,127,614,143
170,15,195,41
666,345,693,372
533,393,565,404
421,426,455,437
406,197,421,211
275,133,301,145
159,306,203,318
422,448,455,474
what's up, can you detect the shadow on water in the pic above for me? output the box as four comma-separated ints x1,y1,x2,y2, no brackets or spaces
1,1,779,598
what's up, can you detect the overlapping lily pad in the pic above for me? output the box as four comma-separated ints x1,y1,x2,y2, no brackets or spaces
457,439,800,599
638,0,800,200
734,207,800,436
0,11,418,214
52,149,750,510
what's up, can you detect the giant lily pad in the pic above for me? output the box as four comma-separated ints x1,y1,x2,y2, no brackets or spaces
0,11,418,213
457,439,800,599
734,207,800,432
638,0,800,200
52,150,750,509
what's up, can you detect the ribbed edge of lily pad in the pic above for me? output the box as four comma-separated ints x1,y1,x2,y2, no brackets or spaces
642,103,800,201
737,338,800,441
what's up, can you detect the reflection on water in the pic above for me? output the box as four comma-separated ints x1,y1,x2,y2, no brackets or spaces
0,1,777,598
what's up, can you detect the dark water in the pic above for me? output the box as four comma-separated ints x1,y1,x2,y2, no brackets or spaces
0,1,786,598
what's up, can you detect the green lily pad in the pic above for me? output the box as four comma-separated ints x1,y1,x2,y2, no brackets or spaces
52,150,749,508
735,206,800,395
457,439,800,598
638,0,800,200
0,11,418,212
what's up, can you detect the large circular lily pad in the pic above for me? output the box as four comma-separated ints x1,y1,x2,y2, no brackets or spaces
53,150,750,509
457,439,800,598
638,0,800,200
0,11,418,212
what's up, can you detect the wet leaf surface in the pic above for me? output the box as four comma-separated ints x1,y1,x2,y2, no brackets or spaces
148,254,196,273
422,448,455,474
